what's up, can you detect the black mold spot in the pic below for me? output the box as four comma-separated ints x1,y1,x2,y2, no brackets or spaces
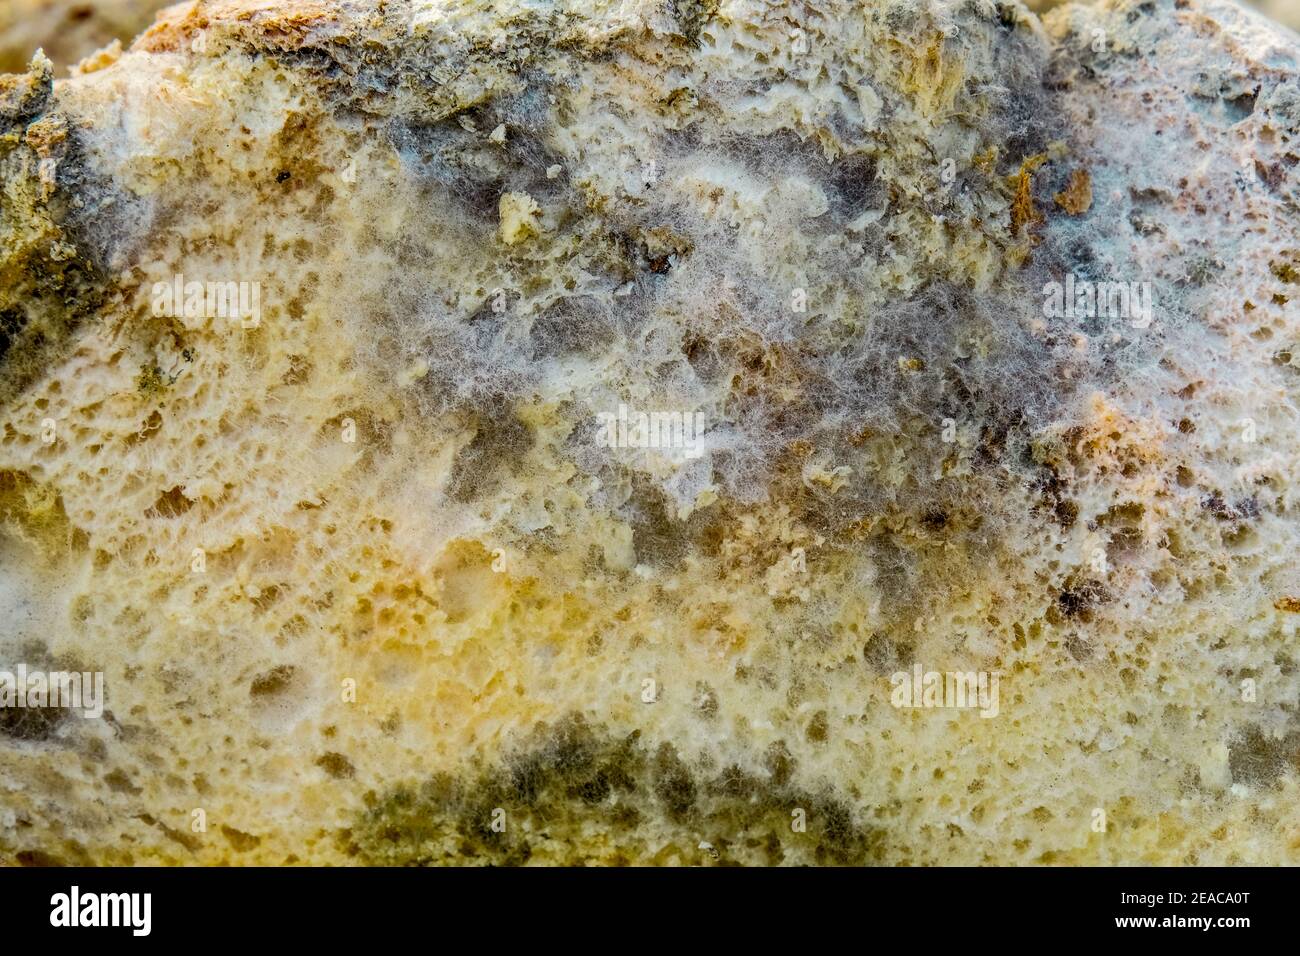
1201,492,1259,523
1056,579,1106,620
0,308,27,366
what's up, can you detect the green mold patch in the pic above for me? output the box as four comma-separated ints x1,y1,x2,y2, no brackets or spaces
0,56,111,407
347,714,884,866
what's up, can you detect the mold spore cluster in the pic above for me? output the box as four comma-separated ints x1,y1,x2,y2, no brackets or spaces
0,0,1299,864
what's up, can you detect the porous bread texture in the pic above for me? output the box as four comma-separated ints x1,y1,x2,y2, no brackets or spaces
0,0,1299,865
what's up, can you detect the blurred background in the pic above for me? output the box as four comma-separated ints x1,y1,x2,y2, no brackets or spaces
0,0,1298,76
1,0,165,73
1024,0,1298,29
